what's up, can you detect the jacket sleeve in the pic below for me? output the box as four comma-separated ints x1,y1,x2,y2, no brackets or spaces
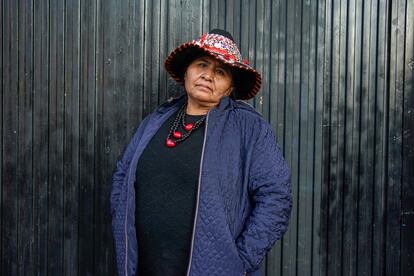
235,123,292,272
110,115,152,216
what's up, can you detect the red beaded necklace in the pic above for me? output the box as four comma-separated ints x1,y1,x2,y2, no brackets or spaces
165,104,206,147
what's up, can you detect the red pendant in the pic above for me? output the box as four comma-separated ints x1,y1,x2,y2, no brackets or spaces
173,131,182,139
184,123,193,131
166,138,176,147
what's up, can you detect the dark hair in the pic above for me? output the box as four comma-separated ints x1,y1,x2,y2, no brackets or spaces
179,51,205,80
209,29,235,42
230,69,240,99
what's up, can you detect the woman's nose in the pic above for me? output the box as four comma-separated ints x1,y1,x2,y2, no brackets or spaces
201,71,213,81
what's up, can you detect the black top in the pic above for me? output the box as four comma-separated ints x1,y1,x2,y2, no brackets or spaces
135,110,205,276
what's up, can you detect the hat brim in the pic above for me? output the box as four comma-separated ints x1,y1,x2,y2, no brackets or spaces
165,42,262,100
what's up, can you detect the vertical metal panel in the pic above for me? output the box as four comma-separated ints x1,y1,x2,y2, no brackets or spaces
63,0,81,274
313,1,326,275
402,0,414,274
372,1,389,275
78,0,96,274
48,0,65,274
17,0,33,274
281,0,301,273
386,0,406,275
2,1,19,275
1,0,413,275
266,0,287,273
33,0,49,274
296,0,322,275
94,0,114,274
101,0,120,274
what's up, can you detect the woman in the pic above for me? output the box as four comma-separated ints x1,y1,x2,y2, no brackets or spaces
111,29,292,276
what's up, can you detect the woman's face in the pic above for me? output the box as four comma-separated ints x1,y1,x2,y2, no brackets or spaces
184,56,233,108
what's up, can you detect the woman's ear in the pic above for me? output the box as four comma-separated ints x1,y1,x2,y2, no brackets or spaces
226,86,234,96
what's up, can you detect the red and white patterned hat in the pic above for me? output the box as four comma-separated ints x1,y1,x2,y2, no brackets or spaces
164,30,262,100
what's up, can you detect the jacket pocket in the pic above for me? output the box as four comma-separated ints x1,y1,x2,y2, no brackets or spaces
232,239,247,272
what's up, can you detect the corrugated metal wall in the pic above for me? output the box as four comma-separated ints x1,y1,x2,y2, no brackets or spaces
1,0,413,275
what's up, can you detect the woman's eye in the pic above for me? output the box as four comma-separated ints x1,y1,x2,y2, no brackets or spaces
198,62,208,67
216,69,225,76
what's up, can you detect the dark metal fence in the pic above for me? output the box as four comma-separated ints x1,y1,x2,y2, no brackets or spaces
1,0,413,275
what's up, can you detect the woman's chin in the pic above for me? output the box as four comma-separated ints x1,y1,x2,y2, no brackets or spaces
189,93,216,104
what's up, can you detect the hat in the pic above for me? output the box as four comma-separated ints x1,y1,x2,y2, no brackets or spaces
164,29,262,100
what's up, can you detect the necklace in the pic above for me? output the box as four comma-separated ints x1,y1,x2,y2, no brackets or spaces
165,104,206,147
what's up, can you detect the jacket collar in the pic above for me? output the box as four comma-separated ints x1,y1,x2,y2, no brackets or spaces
153,94,184,116
217,95,232,111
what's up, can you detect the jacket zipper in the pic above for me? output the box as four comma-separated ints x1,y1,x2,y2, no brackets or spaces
185,111,210,276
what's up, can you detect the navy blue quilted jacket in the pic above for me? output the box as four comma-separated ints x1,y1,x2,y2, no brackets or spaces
110,95,292,276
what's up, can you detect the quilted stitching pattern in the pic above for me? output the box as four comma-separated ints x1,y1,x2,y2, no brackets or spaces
110,96,292,276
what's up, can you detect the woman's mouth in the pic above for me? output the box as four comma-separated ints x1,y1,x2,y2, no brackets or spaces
195,84,212,92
